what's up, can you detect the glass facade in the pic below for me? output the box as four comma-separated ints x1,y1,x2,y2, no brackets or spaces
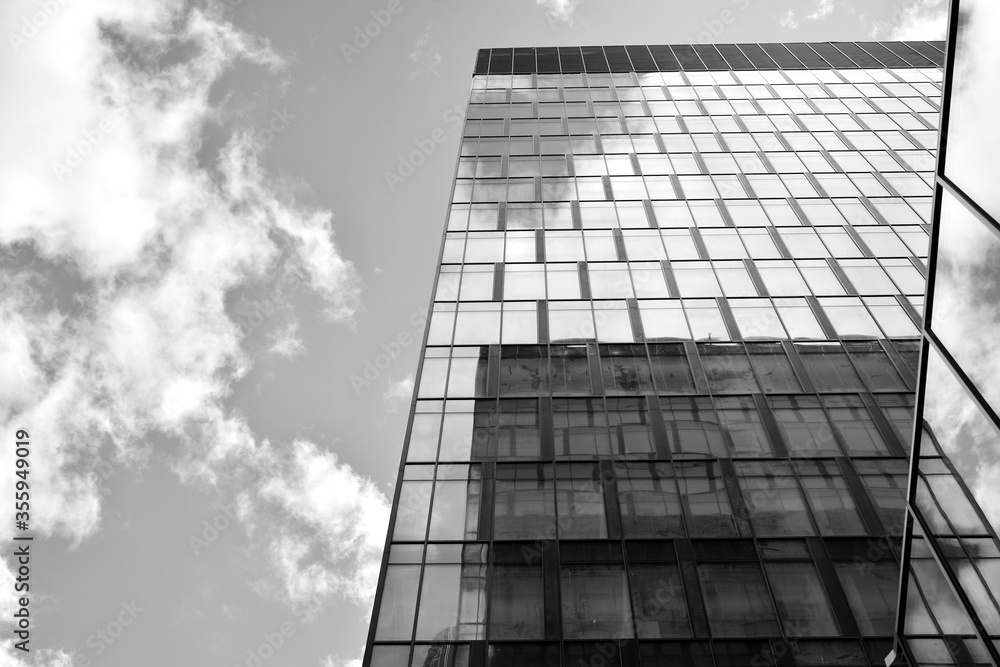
366,42,947,667
891,2,1000,666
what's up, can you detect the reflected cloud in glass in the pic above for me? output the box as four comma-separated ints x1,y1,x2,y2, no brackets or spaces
920,344,1000,534
944,0,1000,220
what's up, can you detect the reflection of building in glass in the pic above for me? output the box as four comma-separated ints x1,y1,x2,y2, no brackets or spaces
364,42,946,667
891,1,1000,665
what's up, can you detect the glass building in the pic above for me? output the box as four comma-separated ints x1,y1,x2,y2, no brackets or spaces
364,41,947,667
891,1,1000,666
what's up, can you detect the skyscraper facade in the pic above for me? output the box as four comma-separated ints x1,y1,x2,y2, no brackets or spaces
891,1,1000,665
365,41,946,667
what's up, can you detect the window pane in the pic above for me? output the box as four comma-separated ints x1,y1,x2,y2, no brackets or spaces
556,478,607,538
629,564,692,638
617,463,684,538
374,564,421,640
554,398,611,460
765,562,840,636
771,396,843,457
489,565,545,639
738,468,815,536
393,481,432,541
747,343,803,393
715,396,773,457
800,472,867,536
561,565,634,638
795,343,865,391
493,477,554,540
415,562,486,640
698,563,781,637
822,395,890,455
698,343,760,393
835,561,900,636
678,463,739,536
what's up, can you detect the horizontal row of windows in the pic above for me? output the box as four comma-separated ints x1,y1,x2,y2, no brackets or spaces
447,198,931,230
458,149,935,177
417,339,917,400
407,393,912,463
459,130,936,156
466,108,935,133
451,174,932,207
470,67,942,91
373,535,902,644
446,228,927,263
425,298,920,345
374,637,899,667
436,260,925,300
394,457,907,539
469,79,940,104
468,95,936,122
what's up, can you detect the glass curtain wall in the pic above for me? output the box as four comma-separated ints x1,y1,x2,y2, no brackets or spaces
365,41,946,667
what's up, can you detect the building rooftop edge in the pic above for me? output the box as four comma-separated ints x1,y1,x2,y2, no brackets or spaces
473,41,946,75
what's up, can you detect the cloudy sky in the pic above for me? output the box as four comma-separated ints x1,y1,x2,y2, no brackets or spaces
0,0,947,665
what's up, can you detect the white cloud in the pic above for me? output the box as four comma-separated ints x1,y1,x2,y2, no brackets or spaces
807,0,834,20
268,321,306,358
408,25,442,80
238,441,389,614
382,375,414,413
536,0,585,26
871,0,948,40
0,0,375,658
321,655,363,667
781,0,834,31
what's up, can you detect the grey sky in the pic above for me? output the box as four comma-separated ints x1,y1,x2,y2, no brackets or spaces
0,0,946,665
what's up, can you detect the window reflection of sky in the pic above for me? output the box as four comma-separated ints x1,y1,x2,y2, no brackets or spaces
944,0,1000,221
920,344,1000,535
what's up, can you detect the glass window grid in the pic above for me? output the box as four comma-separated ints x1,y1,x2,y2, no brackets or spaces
372,52,948,666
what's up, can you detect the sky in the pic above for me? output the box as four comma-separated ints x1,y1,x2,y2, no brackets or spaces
0,0,948,665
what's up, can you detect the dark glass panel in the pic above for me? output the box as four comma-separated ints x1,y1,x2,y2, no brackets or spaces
607,397,657,458
556,476,608,538
498,346,549,396
747,342,803,393
765,562,840,636
822,395,890,455
798,468,867,535
714,396,773,457
493,473,554,540
678,462,739,537
698,343,760,393
550,345,592,394
489,564,544,639
553,398,612,458
616,462,685,538
834,560,900,636
697,562,781,637
600,344,655,393
843,341,907,391
638,641,714,667
770,395,843,457
737,463,815,537
487,644,560,667
794,343,865,391
648,343,695,393
629,564,691,638
495,399,540,460
660,397,727,458
561,564,634,638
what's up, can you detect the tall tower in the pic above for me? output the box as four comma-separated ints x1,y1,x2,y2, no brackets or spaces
365,41,946,667
891,0,1000,664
